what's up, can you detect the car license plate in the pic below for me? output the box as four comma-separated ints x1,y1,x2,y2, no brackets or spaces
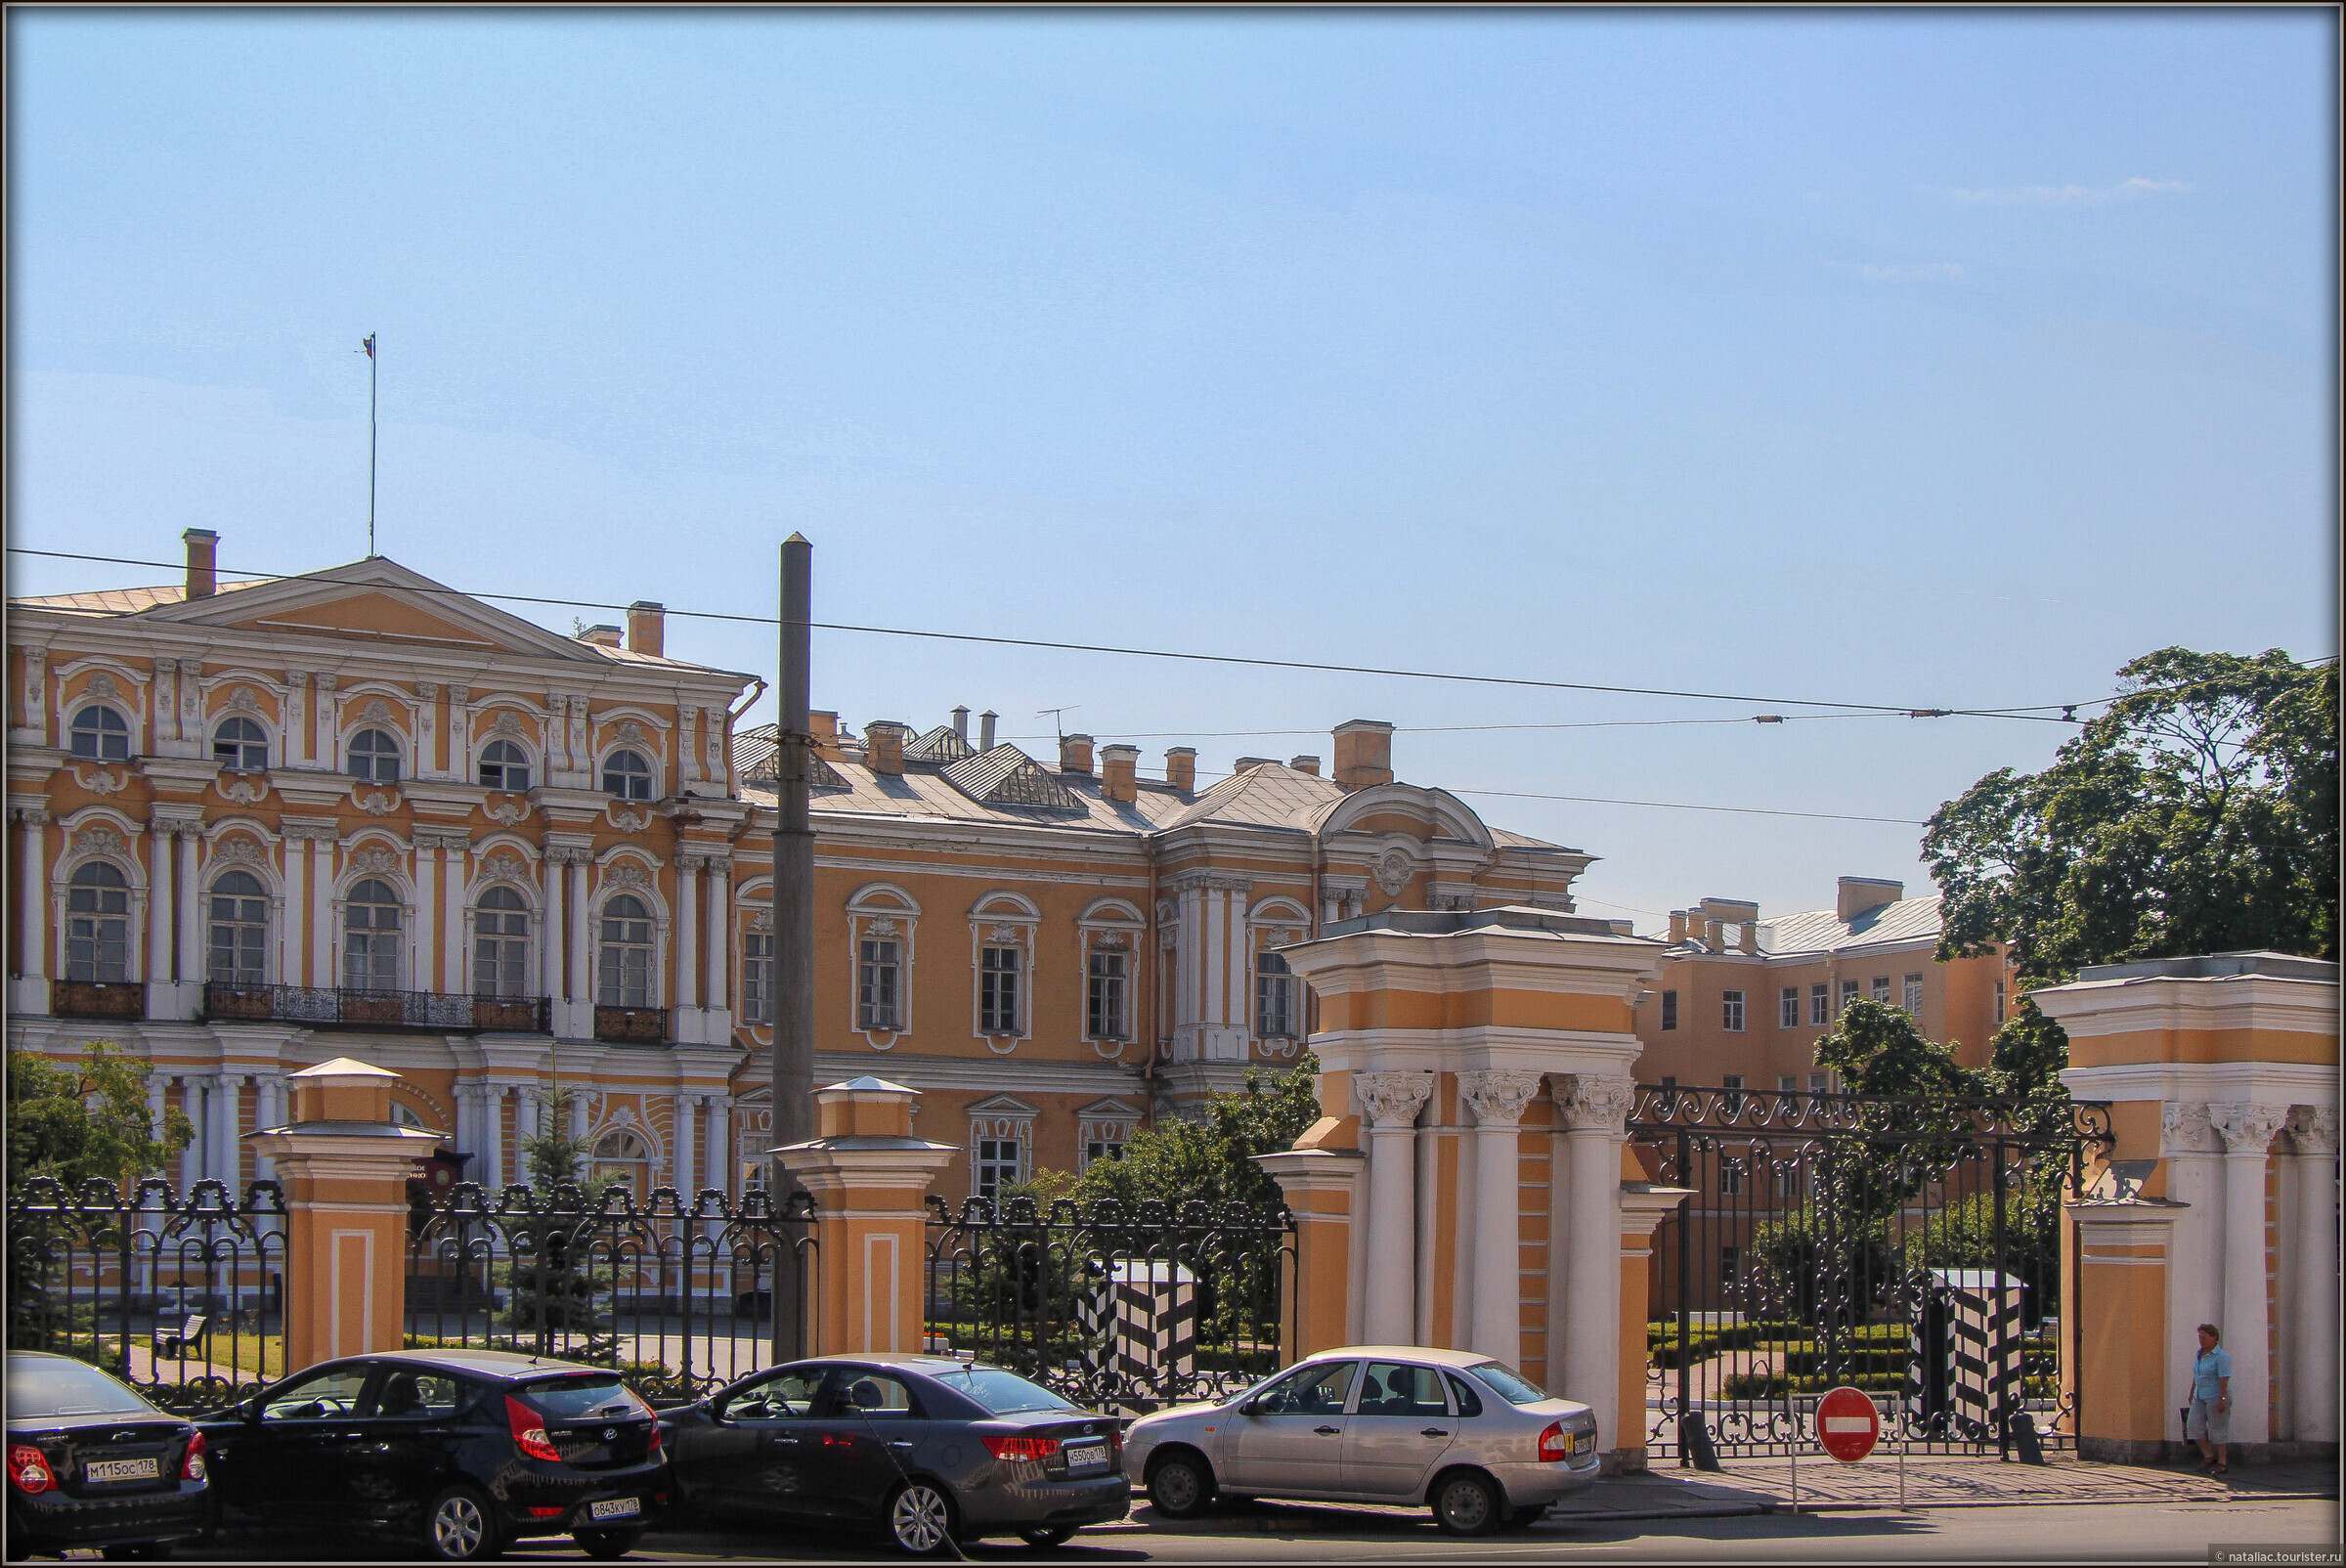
588,1497,640,1521
85,1458,159,1483
1062,1441,1108,1475
1569,1432,1590,1456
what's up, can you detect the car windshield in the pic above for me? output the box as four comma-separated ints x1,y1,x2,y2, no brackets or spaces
1466,1362,1549,1405
931,1367,1080,1416
7,1356,155,1417
520,1374,644,1420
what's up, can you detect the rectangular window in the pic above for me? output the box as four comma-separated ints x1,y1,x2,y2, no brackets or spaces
1720,1246,1742,1286
742,933,775,1024
1809,1072,1829,1094
1870,976,1890,1003
856,938,901,1031
1902,973,1925,1014
1721,1072,1745,1116
1080,1128,1130,1171
978,945,1021,1033
1255,951,1297,1039
1780,987,1800,1028
65,918,130,982
1719,1157,1746,1197
1810,982,1829,1024
974,1136,1022,1200
1660,989,1678,1030
1721,990,1745,1032
1775,1165,1801,1199
1996,980,2008,1018
1840,979,1860,1016
1087,950,1130,1040
1777,1074,1798,1093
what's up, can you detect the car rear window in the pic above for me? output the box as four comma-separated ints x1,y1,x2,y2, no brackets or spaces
7,1356,155,1417
519,1375,646,1420
929,1367,1079,1416
1466,1362,1549,1406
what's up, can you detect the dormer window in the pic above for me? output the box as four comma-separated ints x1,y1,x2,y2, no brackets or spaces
602,748,654,801
213,717,268,772
347,727,402,784
478,739,533,792
69,705,131,762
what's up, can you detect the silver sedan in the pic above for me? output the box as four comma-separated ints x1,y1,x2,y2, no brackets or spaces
1121,1346,1600,1536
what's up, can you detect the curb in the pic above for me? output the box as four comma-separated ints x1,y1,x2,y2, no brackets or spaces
1757,1490,2339,1514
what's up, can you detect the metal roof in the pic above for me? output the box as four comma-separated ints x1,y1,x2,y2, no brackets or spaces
1756,895,1946,956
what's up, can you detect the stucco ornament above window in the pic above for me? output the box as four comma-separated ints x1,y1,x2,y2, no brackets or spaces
1372,848,1413,897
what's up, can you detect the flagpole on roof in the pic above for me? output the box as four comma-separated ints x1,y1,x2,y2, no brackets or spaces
359,333,378,556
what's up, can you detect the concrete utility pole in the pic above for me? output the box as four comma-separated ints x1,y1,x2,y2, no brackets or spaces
771,534,815,1361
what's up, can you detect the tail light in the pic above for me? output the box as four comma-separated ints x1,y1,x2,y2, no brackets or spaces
181,1429,208,1482
1108,1427,1123,1461
525,1505,566,1518
10,1446,56,1496
981,1434,1061,1463
506,1396,563,1462
1538,1421,1568,1462
647,1421,663,1457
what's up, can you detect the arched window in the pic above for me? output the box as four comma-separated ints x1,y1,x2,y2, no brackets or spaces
473,885,529,998
65,862,131,981
207,869,268,985
590,1129,651,1197
342,878,403,992
597,893,654,1007
601,749,654,801
478,739,533,793
347,727,402,784
68,705,131,762
213,717,269,772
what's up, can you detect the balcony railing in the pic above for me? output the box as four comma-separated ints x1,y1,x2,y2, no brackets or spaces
593,1004,668,1045
202,984,552,1035
52,980,147,1020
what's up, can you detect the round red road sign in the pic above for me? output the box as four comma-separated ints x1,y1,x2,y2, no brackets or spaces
1816,1385,1880,1463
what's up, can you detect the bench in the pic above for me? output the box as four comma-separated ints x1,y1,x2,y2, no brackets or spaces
152,1315,208,1361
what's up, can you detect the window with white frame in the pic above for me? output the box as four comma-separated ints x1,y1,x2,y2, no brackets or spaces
478,739,533,792
974,1138,1022,1200
69,704,131,762
1721,990,1745,1032
1777,1074,1798,1093
1255,950,1297,1039
1078,1104,1138,1171
1839,979,1859,1016
1775,1163,1801,1199
1902,973,1925,1014
207,870,267,985
1995,980,2008,1018
347,727,402,784
591,1129,652,1196
1780,987,1799,1028
743,925,775,1024
1720,1072,1745,1115
65,862,132,981
978,944,1021,1033
213,717,268,772
602,748,654,801
857,936,902,1030
1870,975,1890,1003
967,1101,1035,1200
598,894,655,1007
1087,950,1129,1041
1719,1156,1746,1197
1809,982,1829,1024
342,878,403,991
473,886,529,998
1720,1245,1743,1286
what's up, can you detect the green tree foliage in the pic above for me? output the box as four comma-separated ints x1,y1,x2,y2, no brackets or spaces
1064,1055,1323,1213
1925,648,2338,983
6,1042,193,1193
496,1085,619,1345
1812,999,1983,1099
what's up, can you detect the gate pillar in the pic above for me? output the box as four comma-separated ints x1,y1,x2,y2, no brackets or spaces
1257,1143,1366,1358
773,1076,954,1357
244,1057,439,1374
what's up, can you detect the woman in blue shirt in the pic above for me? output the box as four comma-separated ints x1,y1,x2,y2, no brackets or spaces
2187,1322,2232,1476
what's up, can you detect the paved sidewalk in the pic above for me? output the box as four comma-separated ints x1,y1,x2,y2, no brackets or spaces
1632,1454,2340,1512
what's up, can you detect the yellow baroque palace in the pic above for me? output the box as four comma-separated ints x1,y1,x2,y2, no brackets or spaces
6,532,1602,1203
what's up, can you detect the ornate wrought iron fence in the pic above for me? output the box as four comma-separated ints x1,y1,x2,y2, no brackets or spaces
1633,1084,2109,1461
404,1182,813,1403
924,1195,1295,1414
6,1177,290,1415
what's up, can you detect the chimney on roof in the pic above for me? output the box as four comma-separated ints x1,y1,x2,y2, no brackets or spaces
978,711,997,751
183,529,218,600
1164,747,1196,793
626,600,665,658
1234,756,1277,772
1332,719,1395,791
1669,910,1688,943
1289,755,1321,776
579,624,623,648
1060,733,1095,775
952,706,970,743
1837,877,1904,922
809,710,842,760
864,721,906,776
1101,744,1139,804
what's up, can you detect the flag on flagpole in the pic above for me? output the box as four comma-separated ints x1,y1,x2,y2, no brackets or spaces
361,333,375,359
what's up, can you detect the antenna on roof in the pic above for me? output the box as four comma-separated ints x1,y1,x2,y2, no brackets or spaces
356,333,378,556
1036,706,1078,742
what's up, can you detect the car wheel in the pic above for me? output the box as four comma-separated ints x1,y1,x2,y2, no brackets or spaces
573,1525,644,1559
887,1479,959,1556
422,1483,504,1561
1432,1469,1501,1536
1018,1524,1078,1548
1147,1450,1214,1519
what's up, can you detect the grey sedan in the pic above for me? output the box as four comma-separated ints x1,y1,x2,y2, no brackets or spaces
1122,1346,1599,1536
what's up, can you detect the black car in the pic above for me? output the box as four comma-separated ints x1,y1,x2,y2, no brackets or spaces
196,1349,669,1561
661,1355,1130,1555
6,1351,210,1561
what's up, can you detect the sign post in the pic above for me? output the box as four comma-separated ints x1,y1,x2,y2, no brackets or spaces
1817,1384,1883,1507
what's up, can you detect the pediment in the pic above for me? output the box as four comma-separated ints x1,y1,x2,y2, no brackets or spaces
141,556,608,664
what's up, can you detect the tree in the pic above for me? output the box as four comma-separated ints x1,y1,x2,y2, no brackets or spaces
495,1085,619,1347
6,1042,193,1194
1812,999,1983,1100
1065,1055,1324,1214
1925,647,2337,983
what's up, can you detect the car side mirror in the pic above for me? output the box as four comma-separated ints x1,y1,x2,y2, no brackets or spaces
1239,1399,1262,1417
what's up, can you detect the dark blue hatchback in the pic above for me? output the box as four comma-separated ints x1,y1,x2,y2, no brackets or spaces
7,1352,210,1560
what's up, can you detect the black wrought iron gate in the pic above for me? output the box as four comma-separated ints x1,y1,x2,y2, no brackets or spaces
1632,1083,2110,1461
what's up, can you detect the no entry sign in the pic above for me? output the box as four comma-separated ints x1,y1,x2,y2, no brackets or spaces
1816,1385,1881,1463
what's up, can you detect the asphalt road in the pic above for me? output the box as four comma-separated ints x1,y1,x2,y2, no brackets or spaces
167,1496,2341,1564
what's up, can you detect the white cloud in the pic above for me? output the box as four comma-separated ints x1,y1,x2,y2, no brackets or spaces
1928,177,2195,206
1850,261,1966,283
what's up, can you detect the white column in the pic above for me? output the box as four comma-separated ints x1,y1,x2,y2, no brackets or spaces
1545,1117,1573,1389
704,1096,731,1195
442,837,465,999
675,1094,698,1196
1559,1074,1634,1454
452,1084,477,1166
2212,1103,2288,1449
543,855,566,1005
706,859,730,1023
17,809,48,1002
1460,1071,1544,1365
2288,1107,2338,1444
252,1076,282,1183
414,840,438,992
675,854,701,1017
446,687,471,781
1415,1110,1443,1347
1355,1071,1434,1345
149,825,175,984
2161,1104,2227,1444
281,835,306,987
282,672,308,767
1203,888,1227,1027
570,1090,591,1143
203,1074,231,1187
482,1086,506,1191
311,840,335,991
568,857,590,1015
174,827,198,988
313,674,337,771
146,1077,168,1146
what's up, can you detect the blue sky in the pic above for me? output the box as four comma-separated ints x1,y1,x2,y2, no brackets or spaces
9,11,2335,940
